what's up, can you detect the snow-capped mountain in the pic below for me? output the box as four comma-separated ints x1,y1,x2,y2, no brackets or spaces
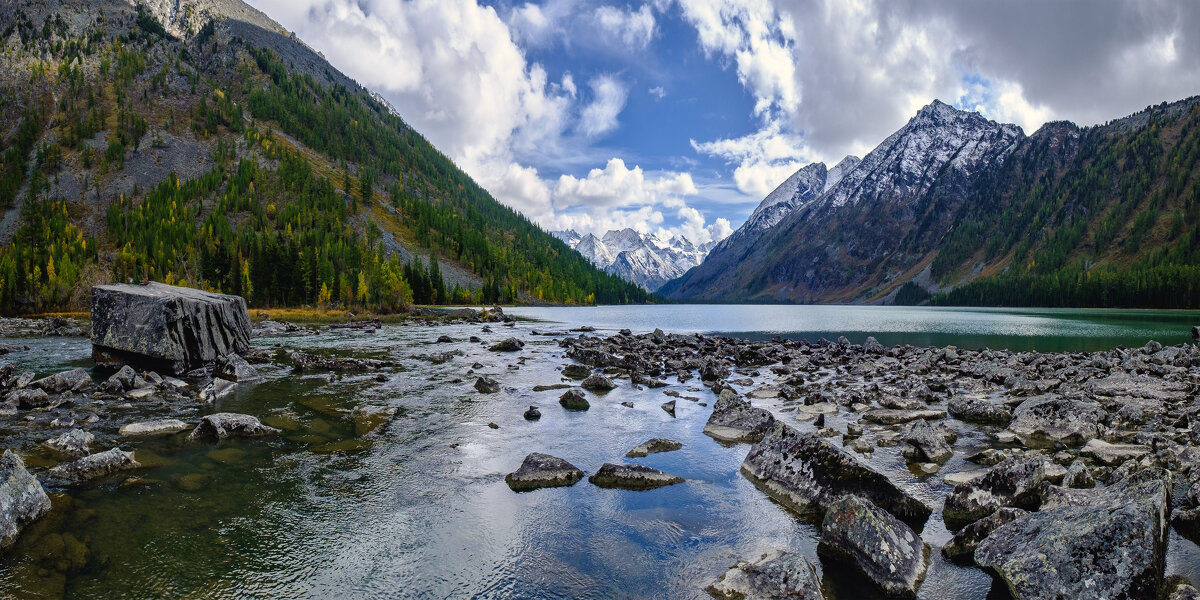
664,100,1027,302
554,228,716,292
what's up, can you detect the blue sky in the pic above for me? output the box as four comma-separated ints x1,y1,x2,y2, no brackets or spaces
249,0,1200,244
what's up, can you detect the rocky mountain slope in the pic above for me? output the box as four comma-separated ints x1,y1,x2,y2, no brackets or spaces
554,228,715,291
665,97,1200,308
0,0,648,313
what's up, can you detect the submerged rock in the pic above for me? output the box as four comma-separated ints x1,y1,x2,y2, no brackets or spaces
703,390,775,443
119,419,191,438
91,282,251,375
706,550,824,600
0,451,51,550
625,438,682,458
48,448,141,482
505,453,584,491
818,495,927,598
588,463,684,490
351,405,396,435
943,455,1045,528
43,429,95,458
975,475,1170,600
1008,395,1102,448
187,413,280,442
741,423,931,523
559,389,590,411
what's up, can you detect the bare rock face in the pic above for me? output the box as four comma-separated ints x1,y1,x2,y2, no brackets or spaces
818,495,927,598
187,413,280,442
741,423,931,523
0,450,51,549
505,453,584,491
706,550,825,600
975,475,1170,600
91,283,251,376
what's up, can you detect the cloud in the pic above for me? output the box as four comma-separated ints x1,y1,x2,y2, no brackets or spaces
667,206,734,245
649,86,666,100
593,4,657,49
578,75,630,138
691,121,810,197
553,158,696,209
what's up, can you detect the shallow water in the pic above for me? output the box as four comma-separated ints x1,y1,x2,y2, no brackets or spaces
0,306,1197,598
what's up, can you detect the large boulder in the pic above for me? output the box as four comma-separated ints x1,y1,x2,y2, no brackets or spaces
32,368,94,393
42,429,95,458
943,455,1045,528
704,390,776,443
0,450,51,549
505,453,584,491
91,283,251,375
818,495,927,598
741,423,931,523
706,550,825,600
947,395,1012,425
901,419,953,464
589,463,684,490
975,475,1171,600
1008,395,1103,448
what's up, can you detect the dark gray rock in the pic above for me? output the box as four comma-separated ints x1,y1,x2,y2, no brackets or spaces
562,364,591,379
198,378,236,403
488,338,524,352
703,390,776,443
975,476,1170,600
43,429,95,458
187,413,280,442
902,419,953,464
119,419,191,438
523,406,541,421
1008,395,1103,448
48,448,141,482
581,374,616,391
818,495,927,598
104,365,139,392
559,389,590,410
626,438,682,458
290,351,395,371
0,450,51,549
214,354,261,383
742,423,931,523
589,463,684,490
661,399,676,417
505,453,584,491
943,455,1045,527
6,387,50,409
474,376,501,394
91,282,251,375
706,550,824,600
947,395,1012,425
32,367,94,393
861,408,946,425
1063,460,1095,489
942,507,1027,561
862,336,885,354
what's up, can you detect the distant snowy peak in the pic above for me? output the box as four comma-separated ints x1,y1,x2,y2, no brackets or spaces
552,228,717,291
824,155,861,192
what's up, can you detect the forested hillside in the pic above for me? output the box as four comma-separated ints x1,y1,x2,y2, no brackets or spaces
0,0,648,314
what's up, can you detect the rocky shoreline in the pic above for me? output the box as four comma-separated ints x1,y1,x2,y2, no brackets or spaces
1,295,1198,598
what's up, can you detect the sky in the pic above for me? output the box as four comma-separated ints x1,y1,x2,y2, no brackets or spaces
246,0,1200,245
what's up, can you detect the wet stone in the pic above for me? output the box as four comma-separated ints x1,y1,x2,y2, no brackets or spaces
625,438,682,458
703,390,776,443
706,550,824,600
474,377,501,394
43,429,95,458
488,338,524,352
523,406,541,421
558,389,589,411
818,495,927,598
0,451,51,550
941,507,1027,562
505,453,584,491
48,448,141,482
187,413,280,442
588,463,684,490
1008,395,1103,448
661,400,676,417
860,408,946,425
943,455,1046,528
581,374,616,391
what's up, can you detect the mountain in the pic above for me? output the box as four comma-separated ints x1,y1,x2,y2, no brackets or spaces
667,97,1200,308
553,228,716,292
0,0,649,313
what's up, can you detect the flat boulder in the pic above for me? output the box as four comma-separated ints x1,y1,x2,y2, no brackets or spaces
976,475,1171,600
32,367,94,393
214,354,261,383
0,451,51,549
947,395,1012,425
626,438,682,458
1008,395,1102,448
488,338,524,352
43,429,95,458
704,390,776,443
581,374,616,391
818,495,927,598
290,351,394,372
861,408,946,425
1082,438,1151,466
120,419,191,438
706,550,824,600
48,448,141,482
588,463,684,490
741,423,931,523
943,455,1045,527
187,413,280,442
504,453,584,491
91,282,251,375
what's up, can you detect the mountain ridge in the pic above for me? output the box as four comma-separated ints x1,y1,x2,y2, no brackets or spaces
553,228,715,292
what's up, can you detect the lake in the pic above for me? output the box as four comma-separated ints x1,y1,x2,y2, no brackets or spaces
508,304,1200,352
